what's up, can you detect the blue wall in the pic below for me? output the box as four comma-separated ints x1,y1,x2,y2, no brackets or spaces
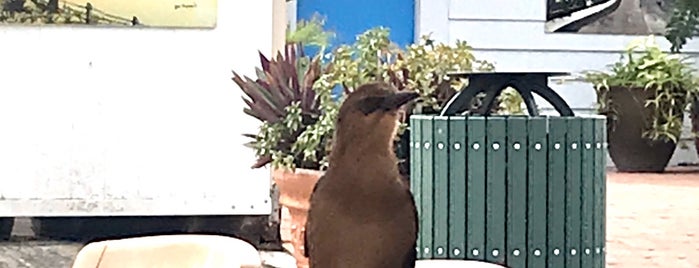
297,0,415,49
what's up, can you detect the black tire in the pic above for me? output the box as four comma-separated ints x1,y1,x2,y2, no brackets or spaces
0,217,14,240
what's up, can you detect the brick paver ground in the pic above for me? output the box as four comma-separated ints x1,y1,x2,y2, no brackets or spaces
606,167,699,268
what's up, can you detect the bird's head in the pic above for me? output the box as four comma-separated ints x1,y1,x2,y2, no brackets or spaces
333,81,419,150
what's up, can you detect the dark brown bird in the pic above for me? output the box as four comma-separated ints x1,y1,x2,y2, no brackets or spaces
303,81,420,268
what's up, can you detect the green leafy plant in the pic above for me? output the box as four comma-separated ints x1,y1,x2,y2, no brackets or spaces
390,35,497,114
495,88,526,115
233,16,339,171
315,27,497,116
583,36,698,143
233,43,333,170
311,27,500,177
234,25,502,172
665,0,699,53
286,13,335,51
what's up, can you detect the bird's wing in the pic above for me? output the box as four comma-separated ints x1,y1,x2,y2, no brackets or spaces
402,185,419,268
303,174,327,258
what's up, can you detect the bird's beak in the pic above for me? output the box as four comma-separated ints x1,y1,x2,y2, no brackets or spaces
381,92,420,111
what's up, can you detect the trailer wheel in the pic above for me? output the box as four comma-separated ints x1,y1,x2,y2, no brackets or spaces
0,217,14,240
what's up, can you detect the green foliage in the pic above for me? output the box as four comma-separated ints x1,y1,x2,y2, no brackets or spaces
286,13,335,51
318,27,396,93
391,35,496,114
495,88,526,115
665,0,699,53
316,28,496,116
234,17,338,172
233,43,330,170
235,26,497,171
583,36,698,143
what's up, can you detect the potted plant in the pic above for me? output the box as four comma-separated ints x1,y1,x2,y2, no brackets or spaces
232,15,339,268
665,3,699,160
583,36,698,172
232,40,334,268
233,23,502,267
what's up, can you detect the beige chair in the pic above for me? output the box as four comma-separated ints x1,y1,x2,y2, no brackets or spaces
416,260,508,268
70,234,261,268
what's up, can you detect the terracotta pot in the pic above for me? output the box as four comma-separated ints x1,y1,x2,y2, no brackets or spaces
605,86,678,172
272,168,323,268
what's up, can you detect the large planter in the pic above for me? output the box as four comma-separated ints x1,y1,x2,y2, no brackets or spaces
272,168,322,268
605,86,677,172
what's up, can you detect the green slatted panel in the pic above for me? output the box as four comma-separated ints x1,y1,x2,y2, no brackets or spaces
421,118,434,258
485,117,507,265
410,116,423,259
448,117,467,259
581,118,595,267
591,117,600,268
602,119,608,267
410,115,605,268
506,117,528,268
466,117,486,260
565,118,582,268
527,117,548,268
592,117,603,268
433,117,450,258
547,117,567,268
594,118,607,267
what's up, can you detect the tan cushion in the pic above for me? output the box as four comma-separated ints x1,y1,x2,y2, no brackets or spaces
71,234,261,268
416,260,509,268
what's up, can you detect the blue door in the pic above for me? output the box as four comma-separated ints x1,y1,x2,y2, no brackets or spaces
297,0,415,49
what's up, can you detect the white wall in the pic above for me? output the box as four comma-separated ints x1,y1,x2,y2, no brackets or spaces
416,0,699,165
0,1,273,216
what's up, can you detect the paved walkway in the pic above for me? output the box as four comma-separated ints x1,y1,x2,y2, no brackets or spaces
606,167,699,268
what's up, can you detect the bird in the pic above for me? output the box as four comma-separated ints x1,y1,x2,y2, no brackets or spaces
303,81,420,268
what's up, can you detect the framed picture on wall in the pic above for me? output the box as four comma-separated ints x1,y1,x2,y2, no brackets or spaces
544,0,679,35
0,0,217,28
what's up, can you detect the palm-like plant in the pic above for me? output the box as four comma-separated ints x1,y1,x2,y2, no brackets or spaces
232,43,328,169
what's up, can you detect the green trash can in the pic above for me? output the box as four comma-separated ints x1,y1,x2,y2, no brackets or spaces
409,72,607,268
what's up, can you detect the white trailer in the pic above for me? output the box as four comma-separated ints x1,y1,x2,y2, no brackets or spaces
0,1,275,239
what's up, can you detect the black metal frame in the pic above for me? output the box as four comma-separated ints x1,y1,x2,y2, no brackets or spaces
440,72,575,117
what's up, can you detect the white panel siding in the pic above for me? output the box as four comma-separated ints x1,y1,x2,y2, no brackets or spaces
470,50,625,109
471,50,620,74
449,0,546,21
415,0,451,43
0,1,273,216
